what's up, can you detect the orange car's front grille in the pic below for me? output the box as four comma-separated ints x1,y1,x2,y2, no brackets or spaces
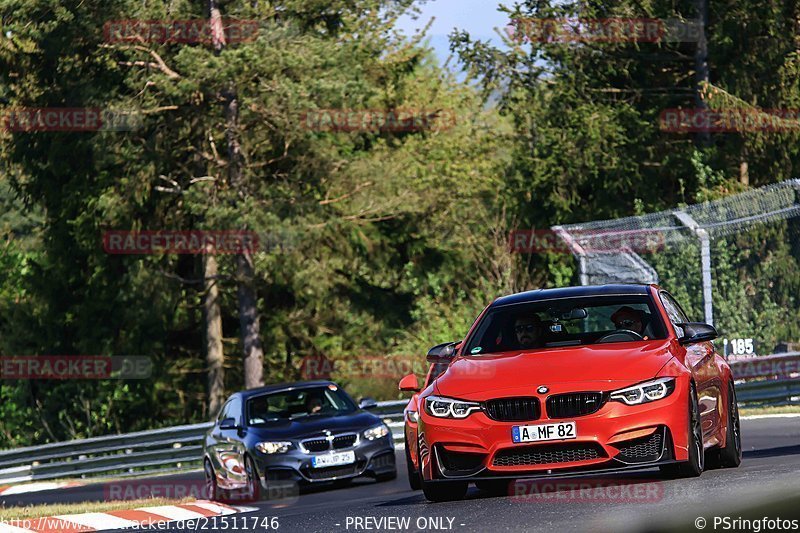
546,392,605,418
484,397,540,422
492,442,606,467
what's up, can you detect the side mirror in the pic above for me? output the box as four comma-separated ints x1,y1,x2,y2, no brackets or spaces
426,341,461,363
398,373,420,392
358,397,378,410
219,417,238,430
677,322,718,345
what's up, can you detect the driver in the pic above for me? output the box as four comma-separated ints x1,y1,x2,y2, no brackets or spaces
305,392,324,414
611,306,647,336
514,314,543,349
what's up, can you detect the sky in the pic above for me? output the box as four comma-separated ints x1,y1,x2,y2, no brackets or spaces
395,0,510,68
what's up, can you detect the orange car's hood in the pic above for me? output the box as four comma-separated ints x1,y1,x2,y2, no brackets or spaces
434,340,676,399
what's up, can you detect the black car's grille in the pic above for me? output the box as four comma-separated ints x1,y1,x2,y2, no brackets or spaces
301,433,358,452
616,430,664,463
302,438,329,452
492,442,606,467
546,392,605,418
302,461,366,481
332,434,357,449
484,397,540,422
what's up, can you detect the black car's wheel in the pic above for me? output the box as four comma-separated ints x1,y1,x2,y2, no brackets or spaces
204,460,224,502
707,382,742,469
244,455,261,502
405,436,421,490
661,382,704,478
475,479,513,497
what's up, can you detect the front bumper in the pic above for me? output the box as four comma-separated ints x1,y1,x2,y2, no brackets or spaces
253,435,396,485
418,379,689,482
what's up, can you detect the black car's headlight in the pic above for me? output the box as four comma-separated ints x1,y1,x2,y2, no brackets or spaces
610,377,676,406
424,395,481,419
255,441,292,454
363,423,391,441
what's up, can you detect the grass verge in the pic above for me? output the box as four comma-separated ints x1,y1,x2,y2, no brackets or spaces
740,404,800,417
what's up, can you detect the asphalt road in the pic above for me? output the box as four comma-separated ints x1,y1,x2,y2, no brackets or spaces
4,417,800,532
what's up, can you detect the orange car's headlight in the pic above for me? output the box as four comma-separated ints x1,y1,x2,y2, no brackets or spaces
610,377,676,405
424,395,482,419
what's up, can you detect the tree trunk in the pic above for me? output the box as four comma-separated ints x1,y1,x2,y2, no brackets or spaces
238,251,264,388
694,0,710,147
226,82,264,389
209,0,265,388
203,253,225,415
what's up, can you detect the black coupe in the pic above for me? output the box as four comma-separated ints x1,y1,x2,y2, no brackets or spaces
203,380,397,501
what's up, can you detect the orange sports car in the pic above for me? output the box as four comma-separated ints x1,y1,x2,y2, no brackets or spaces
399,284,741,502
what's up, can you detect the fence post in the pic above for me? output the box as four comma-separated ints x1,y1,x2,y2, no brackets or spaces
553,226,588,286
698,228,713,326
674,211,714,326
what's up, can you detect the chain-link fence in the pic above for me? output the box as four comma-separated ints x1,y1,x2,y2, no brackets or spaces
554,180,800,356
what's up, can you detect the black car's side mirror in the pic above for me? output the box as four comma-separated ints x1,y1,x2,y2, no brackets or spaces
676,322,718,345
219,417,238,430
426,341,461,363
358,397,378,410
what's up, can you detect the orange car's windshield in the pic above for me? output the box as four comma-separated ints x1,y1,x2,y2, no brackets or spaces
463,295,668,355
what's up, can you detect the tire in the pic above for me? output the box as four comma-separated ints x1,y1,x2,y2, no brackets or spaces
660,382,704,478
420,445,468,502
475,479,513,497
204,460,225,502
243,455,261,502
422,479,468,502
405,436,422,490
707,382,742,469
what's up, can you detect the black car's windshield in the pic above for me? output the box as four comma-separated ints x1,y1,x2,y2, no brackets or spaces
246,385,356,426
464,295,667,355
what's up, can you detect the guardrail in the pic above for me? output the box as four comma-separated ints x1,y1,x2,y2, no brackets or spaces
0,400,408,485
2,352,799,487
730,351,800,406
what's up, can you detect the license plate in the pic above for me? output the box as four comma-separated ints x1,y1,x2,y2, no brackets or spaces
512,421,577,443
311,451,356,468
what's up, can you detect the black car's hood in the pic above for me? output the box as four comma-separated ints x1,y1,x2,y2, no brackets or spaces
244,410,380,440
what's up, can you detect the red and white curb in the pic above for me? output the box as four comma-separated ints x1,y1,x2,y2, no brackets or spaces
0,482,84,496
0,500,256,533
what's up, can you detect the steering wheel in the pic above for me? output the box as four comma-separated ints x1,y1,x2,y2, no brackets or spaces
596,329,644,343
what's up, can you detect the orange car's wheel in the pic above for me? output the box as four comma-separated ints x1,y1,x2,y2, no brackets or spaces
420,446,467,502
707,382,742,469
661,382,704,478
405,435,421,490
